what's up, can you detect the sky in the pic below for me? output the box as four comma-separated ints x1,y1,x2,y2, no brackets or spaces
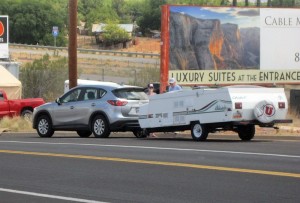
170,6,260,28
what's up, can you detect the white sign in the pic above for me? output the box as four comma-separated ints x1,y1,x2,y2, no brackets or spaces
260,8,300,70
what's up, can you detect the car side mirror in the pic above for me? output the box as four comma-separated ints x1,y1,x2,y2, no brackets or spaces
55,98,62,105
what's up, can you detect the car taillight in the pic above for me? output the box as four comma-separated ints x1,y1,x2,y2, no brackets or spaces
107,100,128,106
278,102,285,109
235,102,242,109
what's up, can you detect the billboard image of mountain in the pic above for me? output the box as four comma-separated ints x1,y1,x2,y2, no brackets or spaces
169,6,260,70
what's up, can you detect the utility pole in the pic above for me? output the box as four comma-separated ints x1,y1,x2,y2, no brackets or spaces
68,0,78,89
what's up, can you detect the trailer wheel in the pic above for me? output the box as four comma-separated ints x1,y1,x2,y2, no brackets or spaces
191,122,208,141
237,125,255,141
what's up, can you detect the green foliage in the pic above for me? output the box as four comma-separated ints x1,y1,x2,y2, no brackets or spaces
137,0,166,34
79,0,120,30
0,0,67,46
20,55,68,101
102,22,130,45
1,0,299,46
123,0,145,23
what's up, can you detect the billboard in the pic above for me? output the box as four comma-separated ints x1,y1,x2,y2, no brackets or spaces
0,16,9,59
160,6,300,90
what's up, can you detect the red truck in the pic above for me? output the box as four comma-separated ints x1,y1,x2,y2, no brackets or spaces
0,89,45,119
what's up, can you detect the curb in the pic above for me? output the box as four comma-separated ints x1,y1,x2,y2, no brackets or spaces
0,128,9,135
278,126,300,134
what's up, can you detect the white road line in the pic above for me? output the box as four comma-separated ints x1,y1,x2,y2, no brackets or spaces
0,140,299,159
0,188,107,203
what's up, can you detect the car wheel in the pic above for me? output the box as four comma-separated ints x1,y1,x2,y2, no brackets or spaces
133,129,148,138
76,130,92,138
191,122,208,141
21,109,33,121
36,115,54,138
92,115,110,138
237,125,255,141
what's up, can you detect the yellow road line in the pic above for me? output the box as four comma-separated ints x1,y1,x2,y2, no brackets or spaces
0,149,299,178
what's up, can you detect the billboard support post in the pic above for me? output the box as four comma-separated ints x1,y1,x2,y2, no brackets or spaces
160,5,170,93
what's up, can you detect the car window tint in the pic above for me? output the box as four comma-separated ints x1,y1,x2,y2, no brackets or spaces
0,93,3,101
61,88,82,103
113,88,148,100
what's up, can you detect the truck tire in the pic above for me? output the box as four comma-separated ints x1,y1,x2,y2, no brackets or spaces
237,125,255,141
76,130,92,138
21,109,33,121
191,122,208,141
254,100,276,123
36,115,54,137
92,115,110,138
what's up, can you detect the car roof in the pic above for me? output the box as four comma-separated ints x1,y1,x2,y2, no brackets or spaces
70,84,144,91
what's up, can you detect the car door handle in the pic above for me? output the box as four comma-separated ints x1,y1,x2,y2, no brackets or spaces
70,106,74,109
91,103,96,107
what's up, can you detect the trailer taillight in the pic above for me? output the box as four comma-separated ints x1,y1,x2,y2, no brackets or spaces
235,102,242,109
278,102,285,109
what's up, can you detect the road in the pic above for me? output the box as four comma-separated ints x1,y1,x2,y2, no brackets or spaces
0,132,299,203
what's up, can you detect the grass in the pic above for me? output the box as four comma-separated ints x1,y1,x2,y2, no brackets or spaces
0,117,34,132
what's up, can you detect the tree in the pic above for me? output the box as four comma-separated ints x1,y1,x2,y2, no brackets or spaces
102,22,130,45
245,0,249,6
137,0,166,35
0,0,67,46
20,55,68,101
79,0,120,31
123,0,144,23
267,0,272,6
256,0,261,7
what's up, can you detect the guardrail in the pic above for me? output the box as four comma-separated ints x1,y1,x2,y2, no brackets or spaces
9,43,160,59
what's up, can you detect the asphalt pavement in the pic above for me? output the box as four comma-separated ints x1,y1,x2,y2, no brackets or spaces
0,131,300,202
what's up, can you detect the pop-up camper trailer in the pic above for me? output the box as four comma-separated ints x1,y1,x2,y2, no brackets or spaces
138,85,292,141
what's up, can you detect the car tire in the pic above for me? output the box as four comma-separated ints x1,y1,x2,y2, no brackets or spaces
237,125,255,141
77,130,92,138
36,115,54,138
92,115,110,138
191,122,208,141
21,109,33,121
133,129,148,138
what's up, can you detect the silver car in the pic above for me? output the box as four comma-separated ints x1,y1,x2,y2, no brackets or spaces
32,83,149,138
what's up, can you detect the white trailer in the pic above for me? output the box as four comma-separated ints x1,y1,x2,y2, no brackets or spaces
138,85,292,141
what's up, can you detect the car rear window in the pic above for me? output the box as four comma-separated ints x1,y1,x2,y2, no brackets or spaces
113,88,148,100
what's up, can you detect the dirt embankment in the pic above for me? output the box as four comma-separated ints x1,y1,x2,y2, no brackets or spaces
122,37,160,53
